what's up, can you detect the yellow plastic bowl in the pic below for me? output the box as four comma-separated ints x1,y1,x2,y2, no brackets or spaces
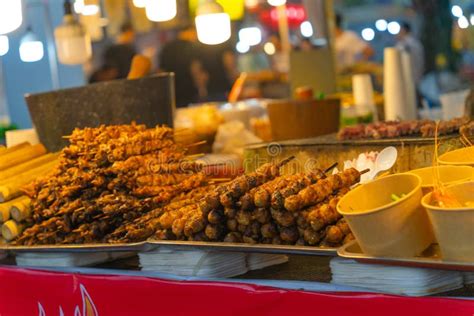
337,173,434,257
407,166,474,195
422,181,474,262
438,146,474,166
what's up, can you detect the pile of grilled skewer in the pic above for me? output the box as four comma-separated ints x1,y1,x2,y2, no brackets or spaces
14,123,363,248
337,117,472,141
108,158,363,248
16,124,208,245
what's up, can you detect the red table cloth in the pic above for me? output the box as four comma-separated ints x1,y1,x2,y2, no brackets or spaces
0,266,472,316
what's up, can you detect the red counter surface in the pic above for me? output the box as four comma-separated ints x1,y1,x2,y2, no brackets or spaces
0,266,472,316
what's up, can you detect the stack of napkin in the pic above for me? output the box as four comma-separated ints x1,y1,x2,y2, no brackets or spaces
15,252,132,267
139,249,248,278
330,258,464,296
139,249,288,277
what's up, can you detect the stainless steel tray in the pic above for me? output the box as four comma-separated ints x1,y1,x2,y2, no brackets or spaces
147,240,338,256
1,240,338,256
2,242,149,254
338,241,474,271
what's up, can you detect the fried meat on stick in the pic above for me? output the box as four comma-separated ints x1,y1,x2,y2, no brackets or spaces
284,168,362,212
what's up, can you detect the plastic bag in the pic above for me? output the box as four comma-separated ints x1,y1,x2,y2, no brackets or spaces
213,121,262,157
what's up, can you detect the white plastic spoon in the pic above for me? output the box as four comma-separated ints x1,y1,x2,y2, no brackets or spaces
371,146,398,179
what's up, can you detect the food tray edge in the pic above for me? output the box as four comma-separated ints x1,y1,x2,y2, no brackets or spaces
338,240,474,271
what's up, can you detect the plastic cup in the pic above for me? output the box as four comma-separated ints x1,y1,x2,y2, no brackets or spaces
337,173,434,257
422,181,474,262
439,90,469,120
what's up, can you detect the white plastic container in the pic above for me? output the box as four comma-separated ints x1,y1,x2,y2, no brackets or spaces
440,89,469,120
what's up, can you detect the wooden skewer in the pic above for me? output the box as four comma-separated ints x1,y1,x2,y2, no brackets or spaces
276,155,295,168
173,128,191,134
360,168,370,175
324,162,338,174
460,134,472,147
209,178,232,182
185,140,207,148
202,163,227,168
185,153,205,160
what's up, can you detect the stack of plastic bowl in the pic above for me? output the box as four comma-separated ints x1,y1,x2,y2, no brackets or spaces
337,173,434,257
424,146,473,262
422,181,474,262
337,145,473,262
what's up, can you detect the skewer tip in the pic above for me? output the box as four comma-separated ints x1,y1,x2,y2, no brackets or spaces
324,162,338,173
277,155,295,167
185,140,207,148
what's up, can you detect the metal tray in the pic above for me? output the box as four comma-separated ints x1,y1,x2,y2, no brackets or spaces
146,239,338,256
1,240,338,256
2,241,149,254
338,241,474,271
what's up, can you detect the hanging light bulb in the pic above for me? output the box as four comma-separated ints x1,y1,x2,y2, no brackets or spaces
0,36,9,56
81,4,100,16
195,0,231,45
0,0,23,35
263,42,275,55
19,27,44,63
267,0,286,6
245,0,259,9
236,41,249,54
54,0,92,65
79,0,103,41
300,21,313,38
146,0,177,22
239,27,262,46
74,0,85,13
133,0,147,8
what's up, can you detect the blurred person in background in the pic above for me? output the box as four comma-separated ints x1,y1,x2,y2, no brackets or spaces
237,46,271,73
334,13,374,71
159,26,207,107
298,38,315,51
396,22,425,84
198,42,238,102
90,22,137,82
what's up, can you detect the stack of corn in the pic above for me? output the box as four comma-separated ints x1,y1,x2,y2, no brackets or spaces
0,142,57,242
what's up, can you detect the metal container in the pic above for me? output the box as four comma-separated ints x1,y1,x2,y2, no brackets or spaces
25,74,175,152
